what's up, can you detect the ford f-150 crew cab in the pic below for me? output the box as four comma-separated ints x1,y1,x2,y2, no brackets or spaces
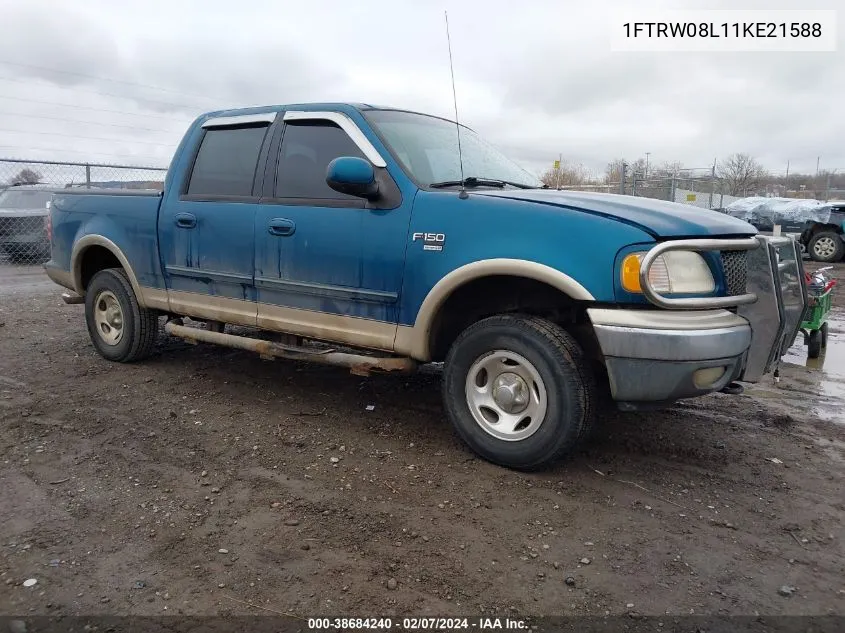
44,102,808,470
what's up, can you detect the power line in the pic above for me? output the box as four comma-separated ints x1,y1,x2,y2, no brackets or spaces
0,59,220,104
0,110,183,134
0,75,209,113
0,95,193,123
0,127,177,147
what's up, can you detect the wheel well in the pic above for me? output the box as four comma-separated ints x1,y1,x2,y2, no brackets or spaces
427,275,592,361
79,246,122,290
804,223,842,240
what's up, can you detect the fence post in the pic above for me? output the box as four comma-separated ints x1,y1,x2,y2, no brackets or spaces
708,162,716,209
85,164,91,189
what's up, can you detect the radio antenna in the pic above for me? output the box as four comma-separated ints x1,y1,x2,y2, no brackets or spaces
444,11,468,199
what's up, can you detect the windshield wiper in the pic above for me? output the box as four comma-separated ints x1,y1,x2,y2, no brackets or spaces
430,177,506,189
429,176,543,190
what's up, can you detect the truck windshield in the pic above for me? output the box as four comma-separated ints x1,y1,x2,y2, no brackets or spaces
0,190,53,208
365,109,542,189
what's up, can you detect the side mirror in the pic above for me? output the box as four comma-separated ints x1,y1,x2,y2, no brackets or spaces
326,156,379,200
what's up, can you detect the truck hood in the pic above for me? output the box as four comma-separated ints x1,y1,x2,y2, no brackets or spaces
475,189,757,238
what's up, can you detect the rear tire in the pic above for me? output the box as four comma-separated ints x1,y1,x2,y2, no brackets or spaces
808,231,844,262
85,268,159,362
442,314,595,470
808,329,822,359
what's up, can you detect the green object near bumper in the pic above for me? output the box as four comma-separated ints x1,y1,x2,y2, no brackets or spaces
801,288,832,332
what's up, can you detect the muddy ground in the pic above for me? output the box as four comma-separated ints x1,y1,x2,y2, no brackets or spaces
1,262,844,620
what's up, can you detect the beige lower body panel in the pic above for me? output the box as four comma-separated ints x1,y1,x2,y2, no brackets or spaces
149,288,398,353
140,287,170,311
44,265,75,292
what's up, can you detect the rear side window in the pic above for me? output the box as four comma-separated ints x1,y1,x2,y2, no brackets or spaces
187,125,269,197
276,121,366,200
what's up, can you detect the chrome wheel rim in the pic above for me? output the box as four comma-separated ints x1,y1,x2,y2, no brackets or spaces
464,350,548,442
814,236,836,259
93,290,124,346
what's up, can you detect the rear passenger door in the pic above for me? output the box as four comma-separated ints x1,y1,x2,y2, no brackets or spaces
159,115,274,325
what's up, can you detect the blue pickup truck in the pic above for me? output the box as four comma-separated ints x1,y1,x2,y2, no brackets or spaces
44,103,808,470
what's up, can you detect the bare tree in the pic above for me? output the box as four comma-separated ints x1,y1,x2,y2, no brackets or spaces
604,158,647,184
540,160,593,188
9,168,42,185
650,161,685,178
717,153,767,196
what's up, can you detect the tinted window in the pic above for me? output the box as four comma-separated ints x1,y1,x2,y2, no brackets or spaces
276,121,366,200
187,125,268,196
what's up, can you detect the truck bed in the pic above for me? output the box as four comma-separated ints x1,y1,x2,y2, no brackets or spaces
48,189,165,290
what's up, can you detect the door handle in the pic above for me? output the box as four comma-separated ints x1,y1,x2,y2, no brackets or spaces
268,218,296,237
174,212,197,229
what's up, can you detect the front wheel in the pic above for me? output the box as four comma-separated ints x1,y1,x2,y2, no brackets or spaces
442,314,595,470
84,268,159,362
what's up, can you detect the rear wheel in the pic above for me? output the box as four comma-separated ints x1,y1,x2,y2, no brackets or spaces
85,268,159,362
808,231,844,262
808,329,822,359
442,314,595,470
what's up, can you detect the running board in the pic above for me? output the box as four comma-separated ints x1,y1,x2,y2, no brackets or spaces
164,320,417,377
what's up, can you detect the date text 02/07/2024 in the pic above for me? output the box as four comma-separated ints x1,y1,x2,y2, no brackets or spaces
306,617,529,630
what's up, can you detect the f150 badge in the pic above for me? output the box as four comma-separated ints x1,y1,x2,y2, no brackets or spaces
412,232,446,252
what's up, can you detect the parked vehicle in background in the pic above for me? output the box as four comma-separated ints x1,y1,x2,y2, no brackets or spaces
800,201,845,263
0,184,63,264
722,197,845,263
44,102,807,470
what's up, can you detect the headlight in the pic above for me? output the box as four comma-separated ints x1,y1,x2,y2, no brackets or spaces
621,250,715,294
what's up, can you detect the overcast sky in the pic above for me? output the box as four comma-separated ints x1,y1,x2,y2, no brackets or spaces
0,0,842,179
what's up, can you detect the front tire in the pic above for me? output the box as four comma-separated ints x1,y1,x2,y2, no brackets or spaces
442,314,595,470
808,231,844,262
85,268,159,362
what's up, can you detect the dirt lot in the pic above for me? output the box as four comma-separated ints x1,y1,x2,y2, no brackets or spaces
1,263,844,619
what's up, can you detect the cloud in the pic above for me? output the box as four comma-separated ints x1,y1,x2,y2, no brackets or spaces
0,0,841,176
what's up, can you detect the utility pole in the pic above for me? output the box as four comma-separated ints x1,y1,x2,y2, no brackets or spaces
785,160,790,196
620,161,626,195
816,156,820,177
645,152,650,180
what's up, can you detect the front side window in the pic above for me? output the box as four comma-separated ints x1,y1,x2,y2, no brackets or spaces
187,125,269,197
276,121,366,200
364,109,542,188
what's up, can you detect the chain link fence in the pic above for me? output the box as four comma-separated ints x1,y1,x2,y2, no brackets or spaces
556,168,746,210
0,158,166,267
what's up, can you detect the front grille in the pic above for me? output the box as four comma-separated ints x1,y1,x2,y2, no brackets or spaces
720,250,748,296
0,216,46,238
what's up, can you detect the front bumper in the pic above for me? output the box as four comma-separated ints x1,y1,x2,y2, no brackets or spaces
590,235,807,406
589,308,750,404
0,215,48,247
